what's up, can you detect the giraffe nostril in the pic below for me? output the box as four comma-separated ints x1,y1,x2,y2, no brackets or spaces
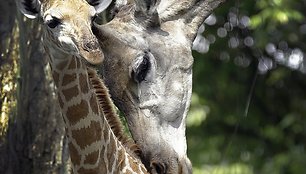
151,161,167,174
83,41,99,51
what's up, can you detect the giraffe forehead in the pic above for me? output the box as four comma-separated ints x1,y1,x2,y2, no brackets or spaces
44,0,94,20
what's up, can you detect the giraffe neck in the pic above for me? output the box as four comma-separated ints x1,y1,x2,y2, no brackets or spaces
45,46,148,173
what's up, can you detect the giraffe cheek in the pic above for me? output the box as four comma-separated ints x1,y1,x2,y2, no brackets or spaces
58,35,79,54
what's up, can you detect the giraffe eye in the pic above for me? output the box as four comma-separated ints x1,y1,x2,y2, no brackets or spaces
131,52,151,83
46,16,61,28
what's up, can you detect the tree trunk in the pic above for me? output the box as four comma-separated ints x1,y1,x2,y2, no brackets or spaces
0,4,69,174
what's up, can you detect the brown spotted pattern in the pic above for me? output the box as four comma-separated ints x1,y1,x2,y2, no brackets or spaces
62,73,77,86
62,85,79,102
69,142,82,166
71,121,102,149
49,56,148,174
66,99,89,125
84,150,100,165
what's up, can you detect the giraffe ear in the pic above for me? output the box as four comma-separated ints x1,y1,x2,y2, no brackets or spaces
16,0,41,19
87,0,112,14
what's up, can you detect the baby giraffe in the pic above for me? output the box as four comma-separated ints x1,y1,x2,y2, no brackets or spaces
17,0,148,173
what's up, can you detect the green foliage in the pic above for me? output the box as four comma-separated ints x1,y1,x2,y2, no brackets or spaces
187,94,208,127
188,0,306,173
250,0,304,29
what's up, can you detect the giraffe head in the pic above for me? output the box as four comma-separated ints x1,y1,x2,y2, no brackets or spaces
16,0,111,65
93,1,194,173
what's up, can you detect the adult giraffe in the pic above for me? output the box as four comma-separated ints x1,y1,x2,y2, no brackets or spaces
16,0,149,173
93,0,226,173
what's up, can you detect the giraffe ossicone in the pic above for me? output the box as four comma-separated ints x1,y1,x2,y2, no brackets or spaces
17,0,149,173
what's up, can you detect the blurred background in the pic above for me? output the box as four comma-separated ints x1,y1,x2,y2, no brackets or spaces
1,0,306,173
189,0,306,173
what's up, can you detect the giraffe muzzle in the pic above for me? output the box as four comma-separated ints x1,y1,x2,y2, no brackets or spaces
83,40,100,51
147,154,192,174
142,146,192,174
79,39,104,65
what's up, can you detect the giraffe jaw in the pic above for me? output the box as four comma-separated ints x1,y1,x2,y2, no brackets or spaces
127,109,193,174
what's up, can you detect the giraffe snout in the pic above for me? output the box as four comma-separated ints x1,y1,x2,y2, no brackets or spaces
79,38,104,65
150,160,167,174
147,151,192,174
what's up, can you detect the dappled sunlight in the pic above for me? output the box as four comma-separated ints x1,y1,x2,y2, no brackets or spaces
265,43,304,72
258,57,273,74
0,97,10,138
192,1,306,74
0,27,19,139
288,49,303,69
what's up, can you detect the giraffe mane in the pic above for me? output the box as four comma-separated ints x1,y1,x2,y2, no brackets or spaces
87,67,142,158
